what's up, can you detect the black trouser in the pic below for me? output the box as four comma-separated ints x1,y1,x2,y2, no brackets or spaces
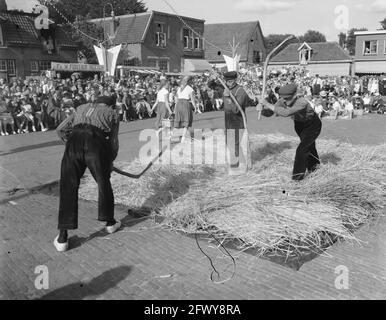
293,115,322,180
58,124,114,230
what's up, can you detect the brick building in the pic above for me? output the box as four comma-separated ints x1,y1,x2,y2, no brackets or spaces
0,5,79,81
204,21,266,69
90,11,209,74
354,30,386,75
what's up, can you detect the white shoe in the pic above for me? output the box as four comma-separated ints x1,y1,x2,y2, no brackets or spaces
53,235,69,252
5,132,9,136
0,132,5,136
32,127,36,132
42,128,48,132
105,220,121,234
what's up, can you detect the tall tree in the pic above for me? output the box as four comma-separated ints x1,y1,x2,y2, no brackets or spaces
380,18,386,30
299,30,326,43
346,28,368,55
38,0,147,24
264,34,298,55
338,32,347,48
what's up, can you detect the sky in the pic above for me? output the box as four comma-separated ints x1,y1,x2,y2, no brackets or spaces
6,0,386,41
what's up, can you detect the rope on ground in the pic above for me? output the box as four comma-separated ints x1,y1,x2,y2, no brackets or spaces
194,231,236,284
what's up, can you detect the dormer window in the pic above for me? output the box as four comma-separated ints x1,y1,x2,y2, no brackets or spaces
298,42,312,65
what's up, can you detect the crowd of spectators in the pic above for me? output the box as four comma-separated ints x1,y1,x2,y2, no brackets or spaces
0,66,385,135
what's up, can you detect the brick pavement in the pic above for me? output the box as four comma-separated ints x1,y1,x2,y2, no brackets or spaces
1,111,386,300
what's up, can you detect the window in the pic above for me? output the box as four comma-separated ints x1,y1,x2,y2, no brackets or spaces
123,59,135,66
183,28,190,49
364,41,378,55
6,60,16,75
155,23,167,47
194,37,200,50
0,60,6,71
158,59,169,72
253,51,261,64
299,48,311,64
39,60,51,71
148,59,158,68
31,61,39,72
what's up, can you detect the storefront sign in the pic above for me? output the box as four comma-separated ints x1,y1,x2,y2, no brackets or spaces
50,62,104,72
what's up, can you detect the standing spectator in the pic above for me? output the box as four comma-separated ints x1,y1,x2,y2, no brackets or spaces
47,90,62,128
312,74,323,96
150,79,172,136
172,76,198,143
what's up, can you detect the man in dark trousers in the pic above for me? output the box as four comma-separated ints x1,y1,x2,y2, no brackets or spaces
222,71,251,174
260,84,322,181
54,86,121,252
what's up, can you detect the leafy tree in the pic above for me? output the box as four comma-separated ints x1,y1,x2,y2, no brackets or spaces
346,28,368,55
264,34,298,55
38,0,147,24
338,32,347,48
380,18,386,30
299,30,326,43
36,0,146,63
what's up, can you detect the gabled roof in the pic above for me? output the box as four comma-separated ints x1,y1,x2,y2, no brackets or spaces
90,11,153,44
90,10,205,45
270,42,352,63
204,21,263,62
298,42,312,51
0,12,40,45
0,11,76,47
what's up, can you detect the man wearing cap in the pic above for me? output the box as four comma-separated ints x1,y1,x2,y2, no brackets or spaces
222,71,251,171
54,88,121,252
260,83,322,181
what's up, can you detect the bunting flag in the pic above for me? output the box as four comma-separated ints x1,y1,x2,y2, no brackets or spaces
93,44,122,76
223,54,241,72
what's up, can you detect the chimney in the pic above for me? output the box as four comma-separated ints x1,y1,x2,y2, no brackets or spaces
0,0,8,12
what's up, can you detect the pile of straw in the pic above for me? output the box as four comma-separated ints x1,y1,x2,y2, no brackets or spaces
79,134,386,257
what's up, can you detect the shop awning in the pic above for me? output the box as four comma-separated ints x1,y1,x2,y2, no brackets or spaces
184,59,212,73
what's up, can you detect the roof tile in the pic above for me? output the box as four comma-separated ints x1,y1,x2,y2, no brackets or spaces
270,42,352,63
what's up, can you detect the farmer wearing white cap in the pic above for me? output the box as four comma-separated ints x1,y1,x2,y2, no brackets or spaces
260,83,322,181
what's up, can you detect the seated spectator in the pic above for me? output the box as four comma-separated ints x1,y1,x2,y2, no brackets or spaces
30,93,48,131
18,97,36,133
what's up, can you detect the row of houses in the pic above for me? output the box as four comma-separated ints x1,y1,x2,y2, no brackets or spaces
269,30,386,76
0,0,385,80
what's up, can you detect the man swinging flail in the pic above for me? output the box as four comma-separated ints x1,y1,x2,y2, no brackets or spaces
259,83,322,181
54,86,121,252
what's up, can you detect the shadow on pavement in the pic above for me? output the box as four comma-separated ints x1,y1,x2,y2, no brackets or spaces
0,140,63,156
38,265,132,300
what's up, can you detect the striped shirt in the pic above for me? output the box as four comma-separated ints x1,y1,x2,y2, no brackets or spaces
72,102,119,133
